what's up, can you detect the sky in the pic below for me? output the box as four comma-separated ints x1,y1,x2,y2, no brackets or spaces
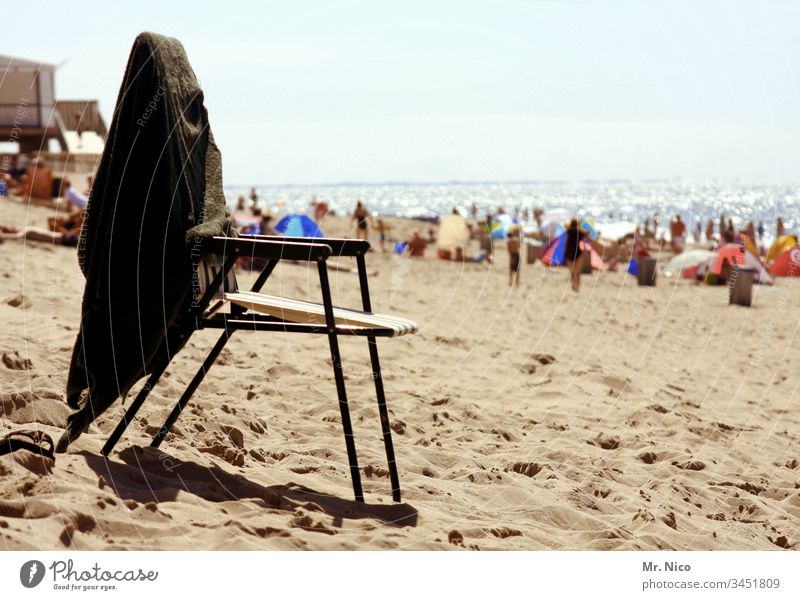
4,0,800,184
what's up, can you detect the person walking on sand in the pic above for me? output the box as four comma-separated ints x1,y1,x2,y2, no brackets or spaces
564,219,585,292
353,201,370,241
249,187,259,213
374,218,389,252
507,226,521,286
706,219,715,244
479,214,494,264
776,217,786,238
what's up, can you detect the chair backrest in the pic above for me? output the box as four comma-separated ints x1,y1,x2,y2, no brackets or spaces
195,256,239,302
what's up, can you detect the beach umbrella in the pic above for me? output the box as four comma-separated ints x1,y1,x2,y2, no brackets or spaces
662,250,713,278
274,214,323,238
581,218,598,240
766,235,798,264
437,214,470,252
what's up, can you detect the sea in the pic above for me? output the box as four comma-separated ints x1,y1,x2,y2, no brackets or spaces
224,181,798,243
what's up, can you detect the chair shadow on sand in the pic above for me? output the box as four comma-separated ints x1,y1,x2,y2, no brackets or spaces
80,446,418,529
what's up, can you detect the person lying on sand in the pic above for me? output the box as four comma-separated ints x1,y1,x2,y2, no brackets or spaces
0,219,82,246
1,181,85,246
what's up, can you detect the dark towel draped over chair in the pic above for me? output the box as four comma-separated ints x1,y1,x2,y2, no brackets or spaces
60,32,231,449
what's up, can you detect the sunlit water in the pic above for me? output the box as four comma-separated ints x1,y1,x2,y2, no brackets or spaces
225,181,798,243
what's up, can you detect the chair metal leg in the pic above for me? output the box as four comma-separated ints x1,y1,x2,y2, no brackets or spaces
355,253,401,502
318,261,364,502
102,364,166,456
150,329,233,448
366,337,401,502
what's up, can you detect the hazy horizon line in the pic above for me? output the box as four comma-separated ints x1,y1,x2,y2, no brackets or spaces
224,178,799,188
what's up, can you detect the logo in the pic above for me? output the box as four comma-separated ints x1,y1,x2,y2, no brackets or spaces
789,247,800,267
20,560,46,588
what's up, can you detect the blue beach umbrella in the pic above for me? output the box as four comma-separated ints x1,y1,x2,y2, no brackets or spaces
274,214,324,238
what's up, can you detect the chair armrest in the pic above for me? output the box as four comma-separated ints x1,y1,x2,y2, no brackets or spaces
205,236,332,262
250,235,370,257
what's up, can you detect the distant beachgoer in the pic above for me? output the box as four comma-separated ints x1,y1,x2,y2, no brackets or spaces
236,195,246,211
776,217,786,238
249,187,259,212
533,207,544,230
353,201,370,241
724,219,735,243
314,198,329,223
479,214,494,264
564,219,585,292
705,219,715,244
408,231,427,258
427,227,436,244
374,218,389,252
744,221,755,242
260,214,276,235
719,214,726,239
670,215,686,254
507,226,521,286
693,220,702,244
757,220,765,240
0,190,84,246
0,224,79,246
470,203,478,220
634,227,650,258
62,180,88,211
8,154,29,181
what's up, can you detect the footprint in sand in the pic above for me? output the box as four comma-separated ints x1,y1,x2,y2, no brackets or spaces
671,459,706,471
198,442,246,467
588,435,620,450
289,512,336,535
2,351,33,370
448,530,465,546
639,452,658,464
4,294,32,308
58,513,98,547
486,527,522,539
509,462,545,478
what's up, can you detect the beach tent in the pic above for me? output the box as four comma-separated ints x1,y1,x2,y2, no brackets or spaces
766,235,798,264
768,244,800,277
706,243,772,284
581,240,607,270
541,232,566,265
710,244,744,275
541,220,565,240
662,250,713,278
274,214,323,238
541,234,607,269
437,214,470,253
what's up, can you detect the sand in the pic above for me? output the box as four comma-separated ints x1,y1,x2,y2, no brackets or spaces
1,194,799,550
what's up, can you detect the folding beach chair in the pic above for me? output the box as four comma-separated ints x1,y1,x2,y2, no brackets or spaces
101,235,417,502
